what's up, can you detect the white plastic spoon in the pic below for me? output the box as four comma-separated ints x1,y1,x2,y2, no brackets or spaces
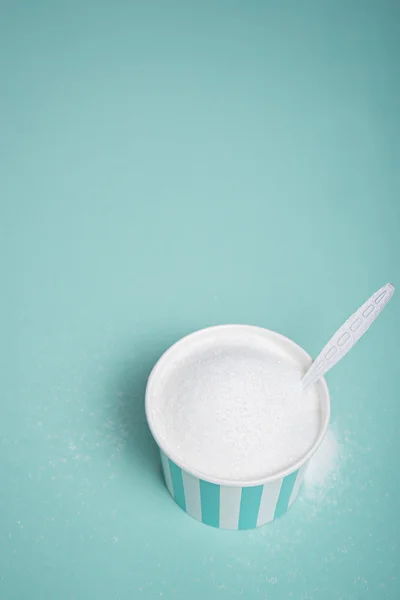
302,283,395,390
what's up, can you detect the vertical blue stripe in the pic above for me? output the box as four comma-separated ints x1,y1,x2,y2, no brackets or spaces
238,485,264,530
200,480,220,527
274,470,299,519
168,459,186,511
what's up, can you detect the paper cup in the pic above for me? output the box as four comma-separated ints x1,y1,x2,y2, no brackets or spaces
145,325,330,530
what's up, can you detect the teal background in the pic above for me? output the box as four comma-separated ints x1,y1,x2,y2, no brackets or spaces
1,1,399,598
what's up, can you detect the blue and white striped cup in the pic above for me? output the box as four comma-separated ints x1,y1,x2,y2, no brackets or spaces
146,326,330,530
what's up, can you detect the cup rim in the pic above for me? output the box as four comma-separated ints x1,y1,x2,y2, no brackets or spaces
145,324,331,487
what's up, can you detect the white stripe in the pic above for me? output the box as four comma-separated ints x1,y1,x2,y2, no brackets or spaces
160,452,173,497
289,464,307,507
257,479,282,526
181,471,202,521
219,486,242,530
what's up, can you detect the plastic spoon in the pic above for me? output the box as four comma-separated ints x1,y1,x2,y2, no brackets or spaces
302,283,395,390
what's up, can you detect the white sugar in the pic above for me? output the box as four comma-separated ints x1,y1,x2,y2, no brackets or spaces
152,341,322,481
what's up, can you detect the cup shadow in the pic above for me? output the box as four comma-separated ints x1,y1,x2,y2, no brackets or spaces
109,352,163,485
103,329,194,488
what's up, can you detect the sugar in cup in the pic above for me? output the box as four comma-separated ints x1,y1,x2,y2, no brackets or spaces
145,325,330,530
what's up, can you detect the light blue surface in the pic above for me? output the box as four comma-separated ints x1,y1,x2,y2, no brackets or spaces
1,1,400,598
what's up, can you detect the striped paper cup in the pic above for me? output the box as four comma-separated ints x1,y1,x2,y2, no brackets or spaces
146,326,330,530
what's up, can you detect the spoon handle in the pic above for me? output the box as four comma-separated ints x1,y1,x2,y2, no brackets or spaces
302,283,395,390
